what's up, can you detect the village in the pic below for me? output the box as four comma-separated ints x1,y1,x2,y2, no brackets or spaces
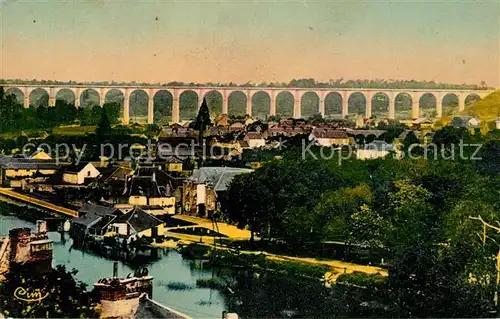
0,110,497,250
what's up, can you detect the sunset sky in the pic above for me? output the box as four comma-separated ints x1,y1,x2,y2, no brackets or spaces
0,0,499,86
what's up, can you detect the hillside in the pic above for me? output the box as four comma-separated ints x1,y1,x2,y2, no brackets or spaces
437,90,500,129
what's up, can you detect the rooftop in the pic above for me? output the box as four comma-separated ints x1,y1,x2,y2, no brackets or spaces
112,207,164,234
188,166,253,192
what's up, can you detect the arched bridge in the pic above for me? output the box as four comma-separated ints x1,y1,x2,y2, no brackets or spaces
1,84,493,124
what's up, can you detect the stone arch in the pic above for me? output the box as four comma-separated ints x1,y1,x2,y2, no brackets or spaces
419,93,437,118
105,89,125,106
5,87,24,106
465,93,480,107
55,88,76,105
80,88,100,108
394,92,412,120
153,90,173,124
276,91,294,118
204,90,223,116
129,89,149,123
371,92,390,118
324,92,342,117
228,91,247,117
300,91,319,119
348,92,366,117
179,90,199,120
105,89,125,120
442,93,459,116
251,91,271,120
29,88,49,108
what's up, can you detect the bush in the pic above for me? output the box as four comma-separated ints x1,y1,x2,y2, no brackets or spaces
196,278,227,291
178,243,212,259
336,271,386,287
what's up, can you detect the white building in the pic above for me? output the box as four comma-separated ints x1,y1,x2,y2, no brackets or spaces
62,162,101,185
356,141,398,160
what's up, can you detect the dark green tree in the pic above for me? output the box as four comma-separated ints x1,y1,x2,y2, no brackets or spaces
95,107,112,137
195,97,211,141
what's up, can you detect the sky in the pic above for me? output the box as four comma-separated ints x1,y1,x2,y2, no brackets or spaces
0,0,499,87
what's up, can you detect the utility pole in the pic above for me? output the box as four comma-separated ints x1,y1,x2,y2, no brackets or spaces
469,215,500,309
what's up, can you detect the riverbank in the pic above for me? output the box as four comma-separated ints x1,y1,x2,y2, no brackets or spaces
153,235,387,285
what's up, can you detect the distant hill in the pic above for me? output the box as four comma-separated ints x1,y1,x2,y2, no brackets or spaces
437,90,500,129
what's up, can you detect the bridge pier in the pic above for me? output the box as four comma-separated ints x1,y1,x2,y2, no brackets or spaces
99,88,106,107
48,87,56,107
23,87,30,108
342,91,349,118
270,90,276,116
411,92,420,119
74,88,81,108
148,97,154,124
246,90,253,117
172,89,180,123
435,92,443,118
458,94,466,112
365,91,372,118
318,91,326,116
293,90,302,119
222,90,229,115
123,88,130,125
388,92,395,120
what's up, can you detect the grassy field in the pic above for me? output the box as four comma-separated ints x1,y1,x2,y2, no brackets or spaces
51,125,96,136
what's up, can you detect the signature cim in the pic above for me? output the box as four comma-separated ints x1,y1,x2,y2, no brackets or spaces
13,287,49,302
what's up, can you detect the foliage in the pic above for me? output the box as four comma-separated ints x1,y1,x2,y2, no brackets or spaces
0,265,97,318
222,129,500,316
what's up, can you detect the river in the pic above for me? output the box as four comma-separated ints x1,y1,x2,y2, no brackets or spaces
0,199,227,319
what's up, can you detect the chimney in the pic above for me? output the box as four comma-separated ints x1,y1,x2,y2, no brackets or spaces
37,220,47,233
113,261,118,278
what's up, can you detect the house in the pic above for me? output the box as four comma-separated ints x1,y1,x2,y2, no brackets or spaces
106,207,165,242
450,115,481,129
98,166,134,184
0,155,60,187
70,203,123,240
30,149,52,160
355,114,365,128
164,156,183,172
344,129,387,139
279,118,294,126
229,122,245,132
309,129,351,146
157,137,198,160
243,132,267,149
124,168,176,214
182,167,253,216
495,118,500,130
62,162,101,185
411,117,434,130
215,113,230,127
356,141,398,160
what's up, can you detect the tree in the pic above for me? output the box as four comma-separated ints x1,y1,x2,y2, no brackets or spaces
195,97,211,141
0,265,97,318
95,107,111,136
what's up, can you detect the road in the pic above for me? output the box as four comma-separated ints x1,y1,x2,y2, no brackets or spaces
0,188,79,218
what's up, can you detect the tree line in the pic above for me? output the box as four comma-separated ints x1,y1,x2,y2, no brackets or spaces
0,78,491,89
0,87,121,133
